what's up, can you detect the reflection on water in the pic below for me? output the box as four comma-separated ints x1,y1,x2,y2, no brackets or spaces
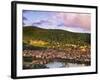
23,61,86,69
45,61,85,68
46,61,65,68
65,63,85,67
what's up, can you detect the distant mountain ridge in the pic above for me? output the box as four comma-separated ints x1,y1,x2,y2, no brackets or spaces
24,25,90,33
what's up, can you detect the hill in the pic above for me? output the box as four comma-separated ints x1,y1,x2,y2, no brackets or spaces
23,26,90,49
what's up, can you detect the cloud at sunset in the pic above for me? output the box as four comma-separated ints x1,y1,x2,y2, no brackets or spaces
23,10,91,33
56,13,91,31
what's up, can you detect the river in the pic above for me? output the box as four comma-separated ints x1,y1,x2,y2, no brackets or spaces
45,61,85,68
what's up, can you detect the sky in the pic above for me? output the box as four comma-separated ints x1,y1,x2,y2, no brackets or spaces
23,10,91,33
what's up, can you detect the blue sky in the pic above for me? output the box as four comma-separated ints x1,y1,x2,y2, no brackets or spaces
23,10,91,33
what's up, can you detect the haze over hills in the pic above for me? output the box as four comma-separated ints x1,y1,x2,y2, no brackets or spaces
23,10,91,33
24,25,90,33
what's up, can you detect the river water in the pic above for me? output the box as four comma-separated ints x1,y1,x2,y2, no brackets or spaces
45,61,85,68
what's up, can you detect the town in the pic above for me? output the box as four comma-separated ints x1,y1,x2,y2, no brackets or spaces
23,45,91,69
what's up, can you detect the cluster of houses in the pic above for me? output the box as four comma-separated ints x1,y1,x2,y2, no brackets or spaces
23,46,91,65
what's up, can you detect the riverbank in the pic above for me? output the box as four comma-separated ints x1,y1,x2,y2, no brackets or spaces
23,47,91,69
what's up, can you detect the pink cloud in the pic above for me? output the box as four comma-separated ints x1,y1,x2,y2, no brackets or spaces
56,13,91,31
